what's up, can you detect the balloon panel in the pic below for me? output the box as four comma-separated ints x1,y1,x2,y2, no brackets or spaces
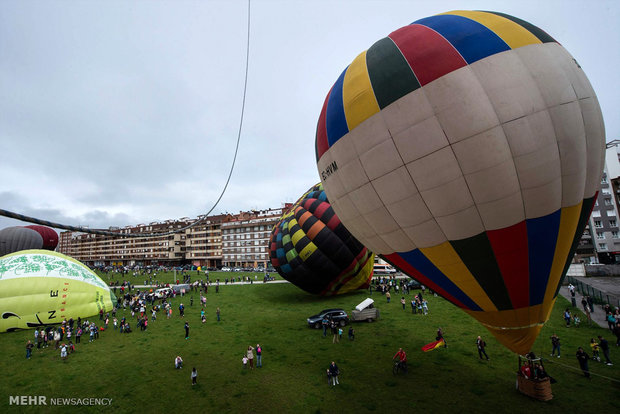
315,11,605,353
0,250,115,332
270,183,374,295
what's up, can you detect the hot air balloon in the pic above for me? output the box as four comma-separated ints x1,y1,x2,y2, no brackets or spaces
0,250,115,332
315,11,605,354
0,227,43,256
269,183,374,295
25,225,59,251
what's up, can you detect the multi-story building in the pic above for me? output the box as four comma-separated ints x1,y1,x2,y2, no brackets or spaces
58,219,194,267
57,206,291,268
586,142,620,263
221,206,290,269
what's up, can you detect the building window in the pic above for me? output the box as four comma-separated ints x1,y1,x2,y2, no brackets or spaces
605,198,612,206
601,175,608,183
598,243,608,250
596,232,604,239
592,210,601,217
594,220,602,228
610,220,617,227
602,188,611,195
613,231,619,239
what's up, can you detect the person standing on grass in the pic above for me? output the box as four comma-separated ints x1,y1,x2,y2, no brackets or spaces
26,340,34,359
247,345,255,370
386,291,391,303
476,336,489,360
191,367,197,385
60,343,67,361
185,322,190,340
331,320,339,344
401,297,406,310
576,347,590,378
422,299,428,315
216,307,220,322
598,335,612,365
328,361,340,386
256,344,262,368
550,333,561,358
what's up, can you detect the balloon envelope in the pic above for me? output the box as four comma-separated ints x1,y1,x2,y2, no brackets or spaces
0,227,43,256
0,250,115,332
315,11,605,353
25,225,59,250
270,183,374,295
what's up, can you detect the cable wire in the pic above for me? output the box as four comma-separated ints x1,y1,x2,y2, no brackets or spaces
0,0,252,238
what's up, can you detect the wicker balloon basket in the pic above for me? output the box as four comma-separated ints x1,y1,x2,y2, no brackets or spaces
516,354,553,401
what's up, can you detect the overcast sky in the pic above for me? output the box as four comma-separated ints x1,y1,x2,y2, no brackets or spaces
1,0,618,232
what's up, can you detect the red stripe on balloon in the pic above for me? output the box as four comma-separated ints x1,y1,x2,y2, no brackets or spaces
325,214,341,232
388,24,467,86
384,252,469,309
315,88,332,161
487,222,530,309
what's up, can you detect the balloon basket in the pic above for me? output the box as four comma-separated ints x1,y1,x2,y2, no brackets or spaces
516,354,553,401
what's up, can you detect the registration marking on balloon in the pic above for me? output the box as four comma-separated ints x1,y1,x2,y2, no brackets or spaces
316,11,605,353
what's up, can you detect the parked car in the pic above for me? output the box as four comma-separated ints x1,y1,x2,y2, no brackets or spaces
405,279,421,290
307,309,349,329
154,288,172,299
221,267,231,272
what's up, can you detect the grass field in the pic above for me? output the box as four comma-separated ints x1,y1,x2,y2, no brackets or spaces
1,278,618,414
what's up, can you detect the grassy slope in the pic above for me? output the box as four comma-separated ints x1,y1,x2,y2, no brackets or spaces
1,280,618,414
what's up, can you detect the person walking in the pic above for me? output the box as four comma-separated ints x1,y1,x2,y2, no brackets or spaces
576,347,590,378
256,344,262,368
598,335,613,365
550,333,561,358
191,367,197,385
216,307,221,322
331,320,339,344
476,336,489,360
328,361,340,386
184,322,190,340
401,297,406,310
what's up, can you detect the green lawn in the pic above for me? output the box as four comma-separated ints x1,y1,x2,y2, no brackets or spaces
1,281,618,413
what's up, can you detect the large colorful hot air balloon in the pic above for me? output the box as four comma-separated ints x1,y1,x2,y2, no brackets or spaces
0,227,44,256
0,250,115,332
270,183,374,295
315,11,605,354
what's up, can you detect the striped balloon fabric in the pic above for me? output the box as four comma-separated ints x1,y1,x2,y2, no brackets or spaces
315,11,605,354
269,183,374,295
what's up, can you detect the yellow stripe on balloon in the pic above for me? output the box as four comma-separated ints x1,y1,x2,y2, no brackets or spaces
420,242,498,312
540,202,582,321
443,10,541,49
342,50,380,131
465,304,546,355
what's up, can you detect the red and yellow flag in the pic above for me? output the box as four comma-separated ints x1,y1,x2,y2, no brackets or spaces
421,339,445,352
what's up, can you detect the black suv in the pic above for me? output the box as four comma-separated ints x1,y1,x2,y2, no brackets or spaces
307,309,349,329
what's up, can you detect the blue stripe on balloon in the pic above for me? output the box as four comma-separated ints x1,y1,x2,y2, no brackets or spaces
526,210,561,306
318,191,328,202
413,14,510,64
399,249,482,311
281,263,292,274
325,67,350,147
276,247,286,260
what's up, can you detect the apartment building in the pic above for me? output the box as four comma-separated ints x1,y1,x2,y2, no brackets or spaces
58,219,194,267
57,206,293,268
221,206,290,269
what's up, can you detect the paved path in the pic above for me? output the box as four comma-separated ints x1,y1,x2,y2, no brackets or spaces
557,284,608,328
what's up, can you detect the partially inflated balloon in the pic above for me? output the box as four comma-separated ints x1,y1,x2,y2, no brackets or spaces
25,225,59,250
0,227,43,256
316,11,605,353
270,183,374,295
0,250,115,332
